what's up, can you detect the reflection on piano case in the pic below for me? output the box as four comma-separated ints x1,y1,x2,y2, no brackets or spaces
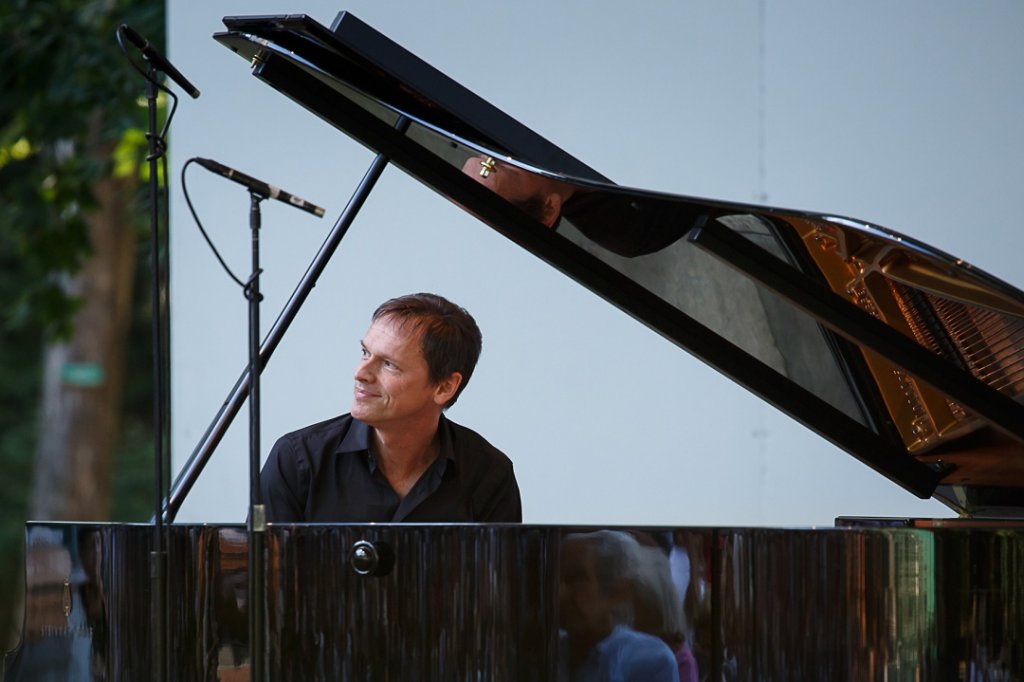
5,11,1023,681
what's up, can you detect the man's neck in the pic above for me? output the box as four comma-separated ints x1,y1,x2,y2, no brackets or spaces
371,416,442,499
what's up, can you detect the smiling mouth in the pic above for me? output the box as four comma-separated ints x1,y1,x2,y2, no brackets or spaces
354,385,377,399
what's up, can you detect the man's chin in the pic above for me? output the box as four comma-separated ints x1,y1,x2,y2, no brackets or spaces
351,403,379,425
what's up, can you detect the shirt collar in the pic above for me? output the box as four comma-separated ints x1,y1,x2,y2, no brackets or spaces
338,417,372,454
435,414,457,471
339,415,457,474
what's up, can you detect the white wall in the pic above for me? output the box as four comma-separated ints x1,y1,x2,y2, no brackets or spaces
167,2,1024,525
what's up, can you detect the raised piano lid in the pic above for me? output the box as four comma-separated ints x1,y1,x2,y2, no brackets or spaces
214,12,1024,517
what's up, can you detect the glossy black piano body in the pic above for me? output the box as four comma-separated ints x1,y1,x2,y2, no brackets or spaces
6,11,1024,681
5,521,1022,680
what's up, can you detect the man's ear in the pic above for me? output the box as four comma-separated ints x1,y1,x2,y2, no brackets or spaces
434,372,463,406
541,193,564,228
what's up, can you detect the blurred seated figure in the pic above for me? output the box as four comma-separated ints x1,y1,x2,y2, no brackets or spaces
633,544,699,682
558,530,679,682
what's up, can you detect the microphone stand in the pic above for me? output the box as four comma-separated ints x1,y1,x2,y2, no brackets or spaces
142,58,169,682
245,192,267,682
118,24,197,682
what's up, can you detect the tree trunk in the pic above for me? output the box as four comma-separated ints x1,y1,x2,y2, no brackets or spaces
30,125,138,521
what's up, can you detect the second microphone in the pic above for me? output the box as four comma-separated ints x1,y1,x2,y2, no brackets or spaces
194,157,325,218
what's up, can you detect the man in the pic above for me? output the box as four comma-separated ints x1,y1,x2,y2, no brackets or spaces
460,152,704,258
260,293,521,522
461,154,574,229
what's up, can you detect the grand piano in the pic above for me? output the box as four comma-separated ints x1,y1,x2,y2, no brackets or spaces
5,11,1023,681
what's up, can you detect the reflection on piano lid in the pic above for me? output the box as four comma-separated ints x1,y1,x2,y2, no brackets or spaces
213,12,1024,516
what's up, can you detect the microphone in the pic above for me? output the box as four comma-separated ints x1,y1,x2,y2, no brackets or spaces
194,158,326,218
119,24,201,99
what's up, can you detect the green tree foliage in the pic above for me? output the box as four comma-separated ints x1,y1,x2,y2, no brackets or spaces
2,0,161,335
0,0,164,651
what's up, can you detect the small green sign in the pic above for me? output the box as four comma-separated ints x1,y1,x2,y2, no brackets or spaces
61,362,105,387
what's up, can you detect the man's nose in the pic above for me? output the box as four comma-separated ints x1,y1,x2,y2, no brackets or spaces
354,357,375,382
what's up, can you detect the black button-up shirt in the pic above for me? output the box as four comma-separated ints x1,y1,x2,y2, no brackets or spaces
259,414,522,522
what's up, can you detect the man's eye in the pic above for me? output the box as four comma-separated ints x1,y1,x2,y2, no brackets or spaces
383,360,395,369
360,347,369,358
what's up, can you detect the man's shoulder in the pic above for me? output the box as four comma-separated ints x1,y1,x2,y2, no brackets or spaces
443,416,512,466
440,415,522,522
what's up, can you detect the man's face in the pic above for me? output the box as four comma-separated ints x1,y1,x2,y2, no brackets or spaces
460,155,566,227
351,316,455,429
